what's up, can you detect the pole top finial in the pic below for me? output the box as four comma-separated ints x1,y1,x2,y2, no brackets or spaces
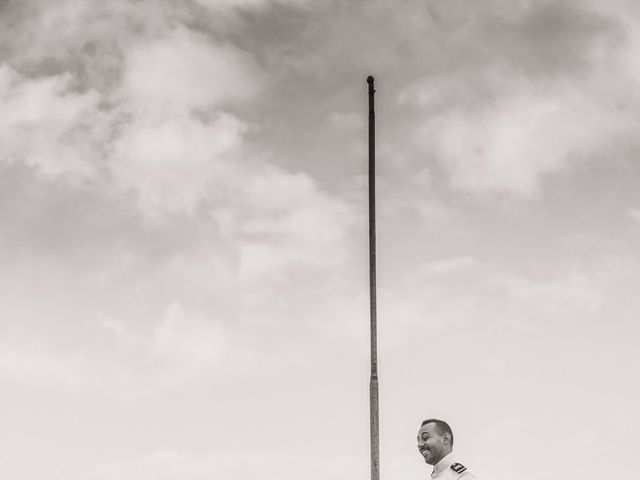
367,75,375,84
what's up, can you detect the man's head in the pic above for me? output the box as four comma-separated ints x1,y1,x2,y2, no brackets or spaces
417,419,454,465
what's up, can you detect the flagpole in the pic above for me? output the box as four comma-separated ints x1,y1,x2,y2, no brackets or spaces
367,75,380,480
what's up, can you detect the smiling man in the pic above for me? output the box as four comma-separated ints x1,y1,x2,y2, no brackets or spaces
417,419,477,479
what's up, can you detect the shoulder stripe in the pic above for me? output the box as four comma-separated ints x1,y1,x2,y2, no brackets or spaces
450,463,467,474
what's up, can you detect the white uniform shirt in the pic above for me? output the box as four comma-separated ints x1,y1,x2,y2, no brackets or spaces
430,453,477,480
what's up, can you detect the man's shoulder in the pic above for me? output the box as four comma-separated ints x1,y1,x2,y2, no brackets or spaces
459,470,477,479
449,462,477,479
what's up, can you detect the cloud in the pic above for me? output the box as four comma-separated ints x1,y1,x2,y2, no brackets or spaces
3,0,630,208
192,0,310,12
0,334,91,390
119,27,261,117
354,254,620,354
0,66,105,179
418,256,477,277
0,1,182,86
111,113,248,216
0,0,357,256
0,300,250,393
393,0,628,198
628,207,640,222
150,302,229,373
107,26,268,217
233,166,356,277
80,450,366,480
430,81,634,197
1,0,633,393
490,271,602,312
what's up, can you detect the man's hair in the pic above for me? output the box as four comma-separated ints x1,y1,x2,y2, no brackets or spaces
421,419,454,446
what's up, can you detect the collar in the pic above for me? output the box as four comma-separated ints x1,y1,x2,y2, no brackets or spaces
431,452,456,478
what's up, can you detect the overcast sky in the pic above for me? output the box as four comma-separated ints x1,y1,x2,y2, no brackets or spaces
1,0,639,479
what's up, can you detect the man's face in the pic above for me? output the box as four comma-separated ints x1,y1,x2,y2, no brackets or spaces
417,423,450,465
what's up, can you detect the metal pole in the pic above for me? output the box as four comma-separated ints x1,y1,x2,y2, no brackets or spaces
367,75,380,480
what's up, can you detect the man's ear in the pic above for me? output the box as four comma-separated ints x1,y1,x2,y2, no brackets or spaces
443,432,452,445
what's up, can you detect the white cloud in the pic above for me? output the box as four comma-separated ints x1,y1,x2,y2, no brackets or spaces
418,256,477,277
329,111,363,131
490,271,602,312
390,0,632,199
110,107,355,268
81,450,366,480
628,207,640,222
111,112,247,216
0,335,91,390
234,166,355,277
0,301,247,393
0,1,183,90
120,27,261,117
193,0,271,9
0,66,104,179
192,0,309,11
107,25,267,217
107,19,359,265
151,302,229,375
430,79,636,197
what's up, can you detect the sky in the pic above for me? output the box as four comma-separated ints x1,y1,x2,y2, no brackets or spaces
1,0,639,479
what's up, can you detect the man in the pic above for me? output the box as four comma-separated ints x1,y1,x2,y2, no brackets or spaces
417,419,477,479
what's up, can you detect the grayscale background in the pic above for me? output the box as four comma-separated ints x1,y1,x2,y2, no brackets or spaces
0,1,638,479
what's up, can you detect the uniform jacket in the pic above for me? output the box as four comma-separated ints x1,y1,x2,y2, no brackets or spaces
430,453,477,480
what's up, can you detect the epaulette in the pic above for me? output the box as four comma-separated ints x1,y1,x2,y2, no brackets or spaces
450,463,467,474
